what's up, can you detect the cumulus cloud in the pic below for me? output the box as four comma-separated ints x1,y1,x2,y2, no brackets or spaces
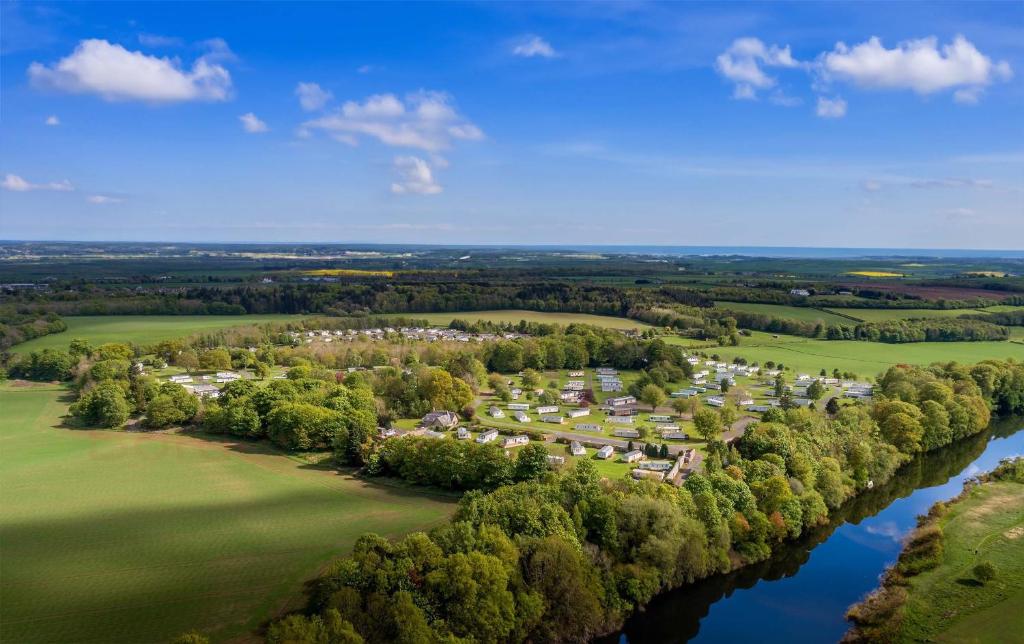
45,115,60,126
301,91,483,152
816,96,847,118
715,37,800,99
2,173,73,192
820,35,1012,96
86,194,124,204
390,156,442,195
512,35,558,59
295,82,332,111
239,112,269,133
28,39,232,103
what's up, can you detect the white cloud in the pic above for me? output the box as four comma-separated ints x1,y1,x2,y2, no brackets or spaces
28,39,232,103
821,35,1012,97
390,156,442,195
860,179,883,192
239,112,269,133
715,37,799,99
816,96,847,118
138,33,183,48
302,90,483,152
86,194,124,204
2,173,73,192
295,82,332,111
45,115,60,126
512,35,558,59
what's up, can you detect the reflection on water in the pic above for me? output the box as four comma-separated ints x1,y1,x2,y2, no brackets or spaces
607,418,1023,644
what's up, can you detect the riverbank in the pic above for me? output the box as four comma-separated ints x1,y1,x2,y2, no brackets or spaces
845,458,1024,643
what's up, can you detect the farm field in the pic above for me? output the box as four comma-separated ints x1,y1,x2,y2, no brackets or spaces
11,314,307,354
714,301,854,326
0,384,455,643
665,331,1024,378
382,310,653,330
898,478,1024,643
828,306,1023,322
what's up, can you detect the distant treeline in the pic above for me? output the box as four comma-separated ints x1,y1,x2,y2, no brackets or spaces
0,310,66,351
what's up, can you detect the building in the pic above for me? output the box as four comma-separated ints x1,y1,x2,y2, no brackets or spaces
649,414,672,422
547,455,566,466
596,367,618,375
575,423,602,432
631,469,665,482
706,396,725,407
607,395,637,407
607,415,635,425
570,441,586,456
567,408,591,418
512,410,530,423
476,429,499,444
456,427,471,440
508,403,530,411
613,429,640,438
536,405,559,414
421,411,460,429
192,384,220,399
638,460,674,471
662,431,688,440
596,445,615,459
502,435,530,448
622,449,644,463
790,288,811,297
540,414,564,424
488,406,504,418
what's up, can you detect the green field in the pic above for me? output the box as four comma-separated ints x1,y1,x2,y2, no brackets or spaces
825,307,1024,322
666,331,1024,378
0,384,454,643
899,478,1024,642
383,310,653,330
11,315,307,354
714,301,855,326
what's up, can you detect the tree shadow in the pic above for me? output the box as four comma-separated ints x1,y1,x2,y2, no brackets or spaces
955,578,983,587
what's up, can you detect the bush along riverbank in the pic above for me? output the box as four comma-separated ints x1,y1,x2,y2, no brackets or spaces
844,457,1024,643
247,360,1023,644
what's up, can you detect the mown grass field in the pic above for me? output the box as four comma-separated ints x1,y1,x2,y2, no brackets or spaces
12,315,307,354
829,306,1023,322
0,384,455,643
664,331,1024,377
383,310,654,330
714,301,854,326
899,478,1024,643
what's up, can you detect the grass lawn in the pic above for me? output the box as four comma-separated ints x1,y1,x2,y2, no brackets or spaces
714,301,854,326
899,478,1024,643
828,308,982,322
11,314,307,354
0,383,455,643
664,331,1024,378
381,310,653,330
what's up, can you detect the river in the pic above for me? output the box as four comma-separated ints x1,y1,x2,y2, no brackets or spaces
607,417,1023,644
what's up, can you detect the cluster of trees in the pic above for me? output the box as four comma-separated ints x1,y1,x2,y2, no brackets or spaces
852,318,1009,343
373,438,554,491
6,348,77,381
266,359,1019,643
0,310,66,350
485,330,692,373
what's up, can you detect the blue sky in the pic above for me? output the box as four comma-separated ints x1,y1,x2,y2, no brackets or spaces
1,1,1022,248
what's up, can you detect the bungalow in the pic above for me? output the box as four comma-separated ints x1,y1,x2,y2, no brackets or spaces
501,435,530,448
671,389,698,398
621,450,644,463
547,455,566,466
649,415,672,422
216,371,240,380
662,431,688,440
560,391,583,403
746,404,771,413
476,429,499,444
739,398,755,406
567,408,591,418
638,460,674,471
570,441,586,456
421,411,460,429
512,410,530,423
169,374,193,384
607,415,635,425
536,405,559,414
564,380,585,391
607,396,637,407
596,445,615,459
600,380,623,392
655,423,681,432
568,370,585,377
456,427,471,440
706,396,725,408
192,384,220,399
613,429,640,438
575,423,602,432
631,468,665,482
540,414,564,424
508,403,530,411
488,406,504,418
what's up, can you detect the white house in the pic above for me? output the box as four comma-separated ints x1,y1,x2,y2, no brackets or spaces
790,288,811,297
192,384,220,399
502,435,530,448
476,429,499,444
547,455,566,466
488,406,504,418
631,468,665,482
607,415,635,425
622,450,644,463
508,403,530,411
570,441,586,456
607,395,637,407
649,414,672,422
536,405,559,414
421,411,460,429
613,429,640,438
575,423,602,432
540,414,564,424
596,445,615,459
706,396,725,408
567,408,591,418
456,427,471,440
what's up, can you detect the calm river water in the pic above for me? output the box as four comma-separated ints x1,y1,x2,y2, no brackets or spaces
607,418,1023,644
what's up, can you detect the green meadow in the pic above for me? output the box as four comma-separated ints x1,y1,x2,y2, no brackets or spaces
899,478,1024,642
383,309,654,330
11,314,307,354
830,306,1023,322
0,384,455,643
665,331,1024,377
714,301,855,326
